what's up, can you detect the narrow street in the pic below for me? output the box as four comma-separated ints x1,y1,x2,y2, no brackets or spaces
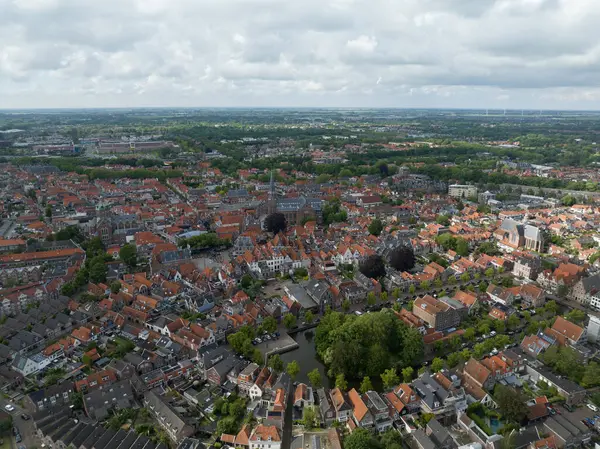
281,387,294,449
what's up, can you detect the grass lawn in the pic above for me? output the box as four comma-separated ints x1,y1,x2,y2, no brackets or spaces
0,437,11,449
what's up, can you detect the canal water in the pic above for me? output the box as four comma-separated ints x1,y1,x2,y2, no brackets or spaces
279,329,333,388
279,329,383,391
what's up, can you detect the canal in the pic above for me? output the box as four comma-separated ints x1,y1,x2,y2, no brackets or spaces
279,329,333,387
279,329,383,391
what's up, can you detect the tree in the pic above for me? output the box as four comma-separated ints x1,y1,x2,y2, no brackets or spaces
434,279,443,289
402,367,414,383
265,212,287,234
283,313,297,329
268,354,284,372
262,316,278,333
359,255,386,279
119,244,137,269
484,267,495,277
335,373,348,391
367,292,377,306
308,368,322,388
216,417,238,435
464,327,476,341
360,376,373,394
431,357,444,373
110,281,121,294
305,310,315,324
388,245,416,272
420,280,431,290
392,287,401,299
82,354,93,367
381,368,400,389
342,299,350,312
89,259,107,283
447,352,461,368
507,314,520,329
368,219,384,236
301,406,319,430
380,291,388,302
45,204,52,218
379,429,403,449
565,309,586,324
456,238,469,257
344,428,382,449
286,360,300,379
408,285,416,295
460,272,471,283
478,281,488,293
241,274,253,288
436,215,450,226
544,300,559,314
495,385,527,424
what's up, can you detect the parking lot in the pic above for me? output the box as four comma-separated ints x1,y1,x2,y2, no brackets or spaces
1,398,38,449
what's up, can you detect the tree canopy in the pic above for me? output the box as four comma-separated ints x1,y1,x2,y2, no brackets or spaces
265,212,287,234
315,309,423,379
388,245,416,272
359,254,386,279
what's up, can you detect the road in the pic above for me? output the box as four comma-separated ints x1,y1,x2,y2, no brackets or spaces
0,397,38,449
281,387,294,449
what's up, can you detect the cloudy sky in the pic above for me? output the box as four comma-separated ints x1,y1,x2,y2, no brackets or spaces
2,0,600,109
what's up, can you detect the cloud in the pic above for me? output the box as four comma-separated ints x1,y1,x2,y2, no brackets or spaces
1,0,600,108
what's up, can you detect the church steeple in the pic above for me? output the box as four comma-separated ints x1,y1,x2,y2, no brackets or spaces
268,169,276,214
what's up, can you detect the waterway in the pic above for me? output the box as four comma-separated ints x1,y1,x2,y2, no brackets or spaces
279,329,383,391
279,329,333,388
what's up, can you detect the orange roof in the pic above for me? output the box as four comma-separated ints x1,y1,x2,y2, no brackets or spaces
250,425,281,443
385,392,405,413
348,388,369,421
0,247,83,263
550,316,584,342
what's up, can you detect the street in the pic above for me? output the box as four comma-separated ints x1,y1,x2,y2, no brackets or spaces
0,397,38,449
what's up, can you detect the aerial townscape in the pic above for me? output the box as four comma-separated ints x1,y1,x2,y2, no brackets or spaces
3,108,600,449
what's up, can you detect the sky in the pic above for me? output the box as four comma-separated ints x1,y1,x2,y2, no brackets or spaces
2,0,600,109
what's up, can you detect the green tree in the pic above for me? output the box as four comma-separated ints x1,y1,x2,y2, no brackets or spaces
434,279,443,289
301,406,319,430
402,367,414,383
360,376,373,394
342,299,350,312
286,360,300,380
268,354,284,373
381,368,400,389
82,354,93,367
367,292,377,306
119,243,137,269
283,313,297,329
507,314,520,329
110,281,121,294
380,291,388,302
408,285,416,295
447,352,461,368
45,204,52,218
308,368,322,388
484,267,495,277
335,373,348,390
464,327,476,341
305,310,315,324
379,429,403,449
495,385,527,424
261,316,278,333
368,218,384,236
420,280,431,290
344,428,382,449
460,272,471,283
431,357,444,373
565,309,586,324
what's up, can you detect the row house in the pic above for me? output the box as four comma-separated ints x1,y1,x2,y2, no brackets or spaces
412,295,467,331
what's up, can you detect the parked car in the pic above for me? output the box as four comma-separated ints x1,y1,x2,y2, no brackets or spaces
20,414,30,420
587,403,598,412
4,404,14,412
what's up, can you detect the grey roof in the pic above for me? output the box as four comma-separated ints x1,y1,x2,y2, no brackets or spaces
227,189,249,198
81,425,108,449
277,196,322,212
92,428,116,449
524,224,542,241
412,429,436,449
316,388,333,417
63,422,87,446
412,372,448,410
103,429,128,449
581,274,600,294
72,424,95,448
115,431,138,449
427,419,451,446
144,390,190,439
543,417,572,441
83,380,135,420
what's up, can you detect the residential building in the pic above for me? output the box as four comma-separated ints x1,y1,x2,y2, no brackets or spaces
448,184,478,199
144,390,195,444
412,295,466,331
587,315,600,344
249,425,282,449
572,274,600,306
